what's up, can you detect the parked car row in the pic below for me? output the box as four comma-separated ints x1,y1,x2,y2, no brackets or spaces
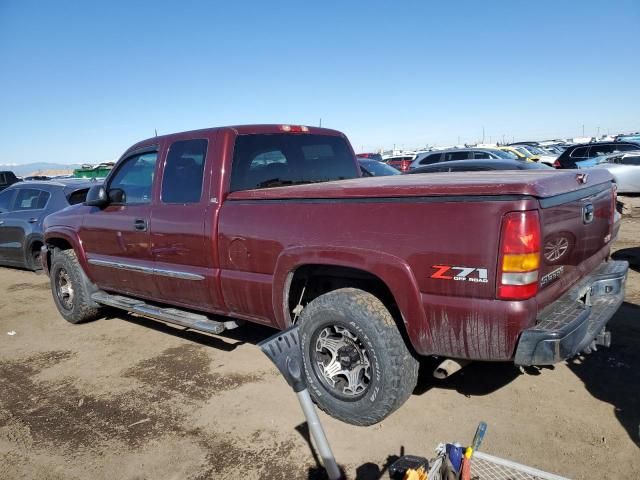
357,138,640,193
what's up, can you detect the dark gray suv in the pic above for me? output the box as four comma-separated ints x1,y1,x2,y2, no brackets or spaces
0,179,97,270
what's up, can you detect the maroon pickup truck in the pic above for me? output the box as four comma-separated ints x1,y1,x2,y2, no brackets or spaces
42,125,628,425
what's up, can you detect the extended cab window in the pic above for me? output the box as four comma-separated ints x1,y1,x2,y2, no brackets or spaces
161,139,207,203
230,134,358,191
14,188,50,210
109,152,157,204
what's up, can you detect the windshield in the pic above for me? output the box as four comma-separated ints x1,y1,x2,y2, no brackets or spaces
515,147,533,156
359,160,401,176
230,134,359,191
527,146,547,155
492,149,518,159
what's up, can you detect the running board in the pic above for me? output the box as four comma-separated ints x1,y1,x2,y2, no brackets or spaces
90,291,239,335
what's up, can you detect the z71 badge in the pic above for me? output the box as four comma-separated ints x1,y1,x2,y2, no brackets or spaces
430,265,489,283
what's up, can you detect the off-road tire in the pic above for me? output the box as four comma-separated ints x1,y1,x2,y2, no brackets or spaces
50,249,101,324
299,288,419,426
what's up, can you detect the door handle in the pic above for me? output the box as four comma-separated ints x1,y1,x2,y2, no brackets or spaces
134,219,147,231
29,218,38,223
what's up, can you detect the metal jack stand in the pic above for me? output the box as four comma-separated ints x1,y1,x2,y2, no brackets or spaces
259,326,342,480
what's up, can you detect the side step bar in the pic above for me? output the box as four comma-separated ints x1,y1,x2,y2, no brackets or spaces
91,291,240,335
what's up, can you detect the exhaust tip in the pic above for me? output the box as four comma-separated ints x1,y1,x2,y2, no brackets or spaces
433,359,470,379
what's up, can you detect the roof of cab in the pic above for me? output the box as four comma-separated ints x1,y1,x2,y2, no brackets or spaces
126,124,345,155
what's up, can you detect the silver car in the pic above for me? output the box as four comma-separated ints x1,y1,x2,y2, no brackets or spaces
409,147,518,169
588,151,640,193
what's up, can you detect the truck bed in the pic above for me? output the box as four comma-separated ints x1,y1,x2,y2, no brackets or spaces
227,169,614,200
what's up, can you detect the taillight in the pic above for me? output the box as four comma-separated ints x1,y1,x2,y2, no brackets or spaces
552,159,561,168
498,211,541,300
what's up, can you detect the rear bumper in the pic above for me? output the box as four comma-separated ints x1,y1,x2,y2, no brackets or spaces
514,259,629,366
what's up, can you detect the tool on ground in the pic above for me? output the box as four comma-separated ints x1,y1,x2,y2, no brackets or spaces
389,454,429,479
460,421,487,480
259,325,342,480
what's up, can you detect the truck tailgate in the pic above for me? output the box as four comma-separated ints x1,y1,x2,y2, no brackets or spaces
537,179,615,309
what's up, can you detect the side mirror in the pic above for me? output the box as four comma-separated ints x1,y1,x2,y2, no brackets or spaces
85,185,109,207
108,188,126,204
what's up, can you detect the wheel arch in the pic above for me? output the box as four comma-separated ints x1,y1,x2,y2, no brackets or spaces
44,228,90,279
272,246,427,349
23,233,44,269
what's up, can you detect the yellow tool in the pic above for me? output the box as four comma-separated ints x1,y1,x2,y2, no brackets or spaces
403,466,428,480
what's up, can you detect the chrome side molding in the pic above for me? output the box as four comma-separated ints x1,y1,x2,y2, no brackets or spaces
88,258,205,281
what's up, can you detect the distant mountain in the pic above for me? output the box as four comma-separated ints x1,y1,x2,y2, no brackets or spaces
0,162,82,176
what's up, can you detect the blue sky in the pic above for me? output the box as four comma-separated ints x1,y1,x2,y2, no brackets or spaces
0,0,638,164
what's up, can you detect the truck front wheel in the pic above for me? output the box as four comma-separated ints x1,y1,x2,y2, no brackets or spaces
299,288,418,426
50,249,101,324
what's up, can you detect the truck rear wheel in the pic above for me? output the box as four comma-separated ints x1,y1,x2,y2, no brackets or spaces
50,249,101,324
299,288,418,426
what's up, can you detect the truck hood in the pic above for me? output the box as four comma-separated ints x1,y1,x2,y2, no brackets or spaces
227,169,614,200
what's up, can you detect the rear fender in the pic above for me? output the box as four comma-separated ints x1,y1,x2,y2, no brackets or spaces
272,246,429,349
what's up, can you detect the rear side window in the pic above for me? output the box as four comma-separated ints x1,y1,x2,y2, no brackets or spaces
109,152,158,204
444,151,470,161
589,145,616,157
621,156,640,166
570,146,589,158
161,139,208,203
0,173,6,185
14,188,50,210
67,188,90,205
419,153,441,165
230,134,358,192
618,144,640,152
472,151,491,159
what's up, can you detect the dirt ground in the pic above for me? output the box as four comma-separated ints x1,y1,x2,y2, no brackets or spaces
1,210,639,479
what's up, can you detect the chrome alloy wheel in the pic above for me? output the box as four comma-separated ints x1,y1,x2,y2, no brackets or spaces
55,268,74,310
312,325,372,399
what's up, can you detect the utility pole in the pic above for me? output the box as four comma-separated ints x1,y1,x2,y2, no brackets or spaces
597,126,600,138
502,134,505,145
482,126,485,143
582,124,585,136
457,136,460,145
319,118,322,127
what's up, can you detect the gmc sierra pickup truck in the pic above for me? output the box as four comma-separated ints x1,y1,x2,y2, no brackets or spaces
42,125,628,425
